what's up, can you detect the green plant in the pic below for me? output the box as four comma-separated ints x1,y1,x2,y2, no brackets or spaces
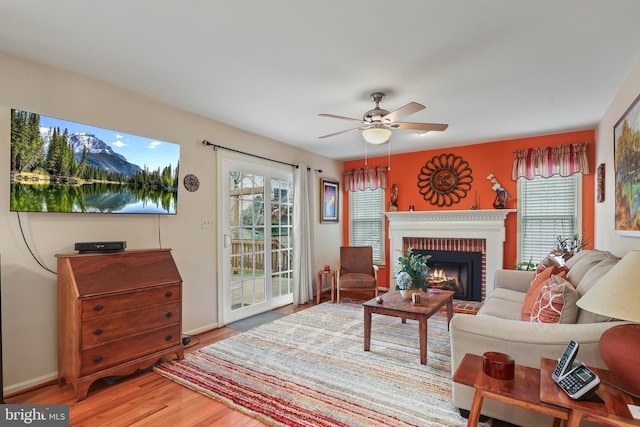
394,247,431,291
514,260,536,271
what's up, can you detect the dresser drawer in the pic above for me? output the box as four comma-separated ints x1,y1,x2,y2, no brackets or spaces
81,302,181,348
81,285,180,320
80,324,181,376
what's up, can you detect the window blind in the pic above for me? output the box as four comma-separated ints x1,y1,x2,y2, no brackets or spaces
518,174,580,263
349,188,384,263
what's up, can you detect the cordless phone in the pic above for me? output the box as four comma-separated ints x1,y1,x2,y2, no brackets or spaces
553,341,601,400
552,340,579,381
555,363,600,400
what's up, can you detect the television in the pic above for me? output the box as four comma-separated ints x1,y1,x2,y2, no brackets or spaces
10,109,180,214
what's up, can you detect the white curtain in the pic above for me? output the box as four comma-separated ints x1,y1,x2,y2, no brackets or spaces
292,164,315,306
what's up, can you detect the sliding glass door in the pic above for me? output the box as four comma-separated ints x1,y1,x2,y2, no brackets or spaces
220,156,293,324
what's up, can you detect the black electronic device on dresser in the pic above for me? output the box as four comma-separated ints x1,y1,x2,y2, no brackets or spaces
74,241,126,253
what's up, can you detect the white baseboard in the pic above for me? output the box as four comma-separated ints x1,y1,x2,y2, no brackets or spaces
4,372,58,397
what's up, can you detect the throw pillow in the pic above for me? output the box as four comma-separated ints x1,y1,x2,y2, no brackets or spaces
530,275,579,324
521,265,568,321
534,255,561,277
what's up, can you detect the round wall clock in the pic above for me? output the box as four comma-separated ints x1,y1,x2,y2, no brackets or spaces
183,174,200,192
417,154,473,207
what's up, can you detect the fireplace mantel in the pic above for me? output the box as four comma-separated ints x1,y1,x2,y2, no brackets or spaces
385,209,515,298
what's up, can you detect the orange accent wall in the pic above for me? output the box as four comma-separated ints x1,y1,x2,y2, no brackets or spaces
343,130,596,289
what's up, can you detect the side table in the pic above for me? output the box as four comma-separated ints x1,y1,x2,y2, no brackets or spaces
453,353,640,427
539,357,640,427
452,353,567,427
316,270,336,304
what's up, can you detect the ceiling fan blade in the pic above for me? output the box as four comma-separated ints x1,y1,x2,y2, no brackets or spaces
382,102,425,123
318,126,364,139
391,122,449,132
318,113,365,124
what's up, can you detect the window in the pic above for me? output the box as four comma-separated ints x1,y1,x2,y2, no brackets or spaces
349,188,384,263
518,174,581,263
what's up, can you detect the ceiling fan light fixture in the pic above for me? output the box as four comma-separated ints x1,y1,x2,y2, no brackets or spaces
362,126,392,144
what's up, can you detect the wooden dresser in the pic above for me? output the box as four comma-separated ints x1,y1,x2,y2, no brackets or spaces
56,249,184,401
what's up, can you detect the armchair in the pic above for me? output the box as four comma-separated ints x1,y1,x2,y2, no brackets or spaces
336,246,379,303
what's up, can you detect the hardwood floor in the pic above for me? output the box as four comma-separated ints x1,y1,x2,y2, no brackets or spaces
6,292,516,426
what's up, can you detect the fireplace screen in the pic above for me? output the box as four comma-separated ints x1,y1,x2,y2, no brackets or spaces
415,249,482,301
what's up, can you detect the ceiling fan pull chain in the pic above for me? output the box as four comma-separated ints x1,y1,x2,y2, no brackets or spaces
365,139,368,166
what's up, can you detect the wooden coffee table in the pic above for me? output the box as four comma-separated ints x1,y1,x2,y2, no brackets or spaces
362,290,454,365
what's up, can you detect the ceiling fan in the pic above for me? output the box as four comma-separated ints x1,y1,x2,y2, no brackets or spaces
319,92,448,144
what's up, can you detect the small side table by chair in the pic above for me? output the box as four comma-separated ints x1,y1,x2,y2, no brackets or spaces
317,270,336,304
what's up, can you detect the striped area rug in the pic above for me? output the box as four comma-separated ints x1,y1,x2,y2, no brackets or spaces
154,303,489,427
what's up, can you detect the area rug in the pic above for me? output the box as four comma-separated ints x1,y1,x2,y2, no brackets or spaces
226,311,287,331
154,303,489,427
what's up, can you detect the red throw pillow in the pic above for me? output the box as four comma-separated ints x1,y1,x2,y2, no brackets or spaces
530,275,579,324
521,265,568,321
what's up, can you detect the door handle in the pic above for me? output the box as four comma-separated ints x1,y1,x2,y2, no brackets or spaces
224,234,232,248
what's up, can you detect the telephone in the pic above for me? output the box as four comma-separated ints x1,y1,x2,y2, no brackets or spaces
552,340,579,381
553,341,601,400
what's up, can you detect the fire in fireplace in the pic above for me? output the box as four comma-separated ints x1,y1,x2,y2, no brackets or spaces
414,249,482,301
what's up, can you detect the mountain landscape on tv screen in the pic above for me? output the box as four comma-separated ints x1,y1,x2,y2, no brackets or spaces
10,109,180,214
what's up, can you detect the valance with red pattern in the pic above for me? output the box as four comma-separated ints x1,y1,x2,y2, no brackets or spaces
512,143,589,180
343,166,388,191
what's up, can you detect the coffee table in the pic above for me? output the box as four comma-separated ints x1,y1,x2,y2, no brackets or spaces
362,290,454,365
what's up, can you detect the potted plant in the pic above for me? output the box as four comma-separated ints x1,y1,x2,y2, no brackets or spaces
552,233,589,261
394,247,431,299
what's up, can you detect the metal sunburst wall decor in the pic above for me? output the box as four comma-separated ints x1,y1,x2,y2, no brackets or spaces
417,154,473,207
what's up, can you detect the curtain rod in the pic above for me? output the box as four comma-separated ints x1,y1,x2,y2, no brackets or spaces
202,140,322,173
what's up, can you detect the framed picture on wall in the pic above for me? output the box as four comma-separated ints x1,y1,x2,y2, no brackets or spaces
321,178,339,223
613,93,640,235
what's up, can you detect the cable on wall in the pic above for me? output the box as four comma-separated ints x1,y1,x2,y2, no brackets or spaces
202,140,322,173
16,212,56,275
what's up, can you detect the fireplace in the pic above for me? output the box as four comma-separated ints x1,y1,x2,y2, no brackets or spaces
414,249,482,301
385,209,515,300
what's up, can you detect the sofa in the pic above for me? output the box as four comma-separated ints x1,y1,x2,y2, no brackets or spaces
450,250,627,427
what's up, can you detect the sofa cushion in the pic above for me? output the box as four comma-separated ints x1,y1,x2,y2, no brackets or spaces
575,257,620,323
521,265,568,321
530,276,579,324
565,250,615,287
478,298,523,320
490,288,526,304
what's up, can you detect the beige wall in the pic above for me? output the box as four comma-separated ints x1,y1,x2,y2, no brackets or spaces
0,52,343,394
595,56,640,256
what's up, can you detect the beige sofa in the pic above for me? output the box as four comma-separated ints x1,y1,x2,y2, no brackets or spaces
450,250,627,427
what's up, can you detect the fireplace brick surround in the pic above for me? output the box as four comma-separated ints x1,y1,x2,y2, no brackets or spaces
386,210,515,301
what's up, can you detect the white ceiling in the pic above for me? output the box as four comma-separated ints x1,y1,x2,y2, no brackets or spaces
1,1,640,160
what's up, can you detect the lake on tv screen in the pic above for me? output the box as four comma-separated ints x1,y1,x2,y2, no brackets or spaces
10,110,180,214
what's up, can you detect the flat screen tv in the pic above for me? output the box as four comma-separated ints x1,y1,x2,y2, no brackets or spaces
10,109,180,214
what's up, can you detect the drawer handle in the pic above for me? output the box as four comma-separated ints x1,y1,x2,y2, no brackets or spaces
93,356,104,363
165,291,173,298
165,312,173,318
93,328,104,336
165,335,173,342
93,304,104,312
